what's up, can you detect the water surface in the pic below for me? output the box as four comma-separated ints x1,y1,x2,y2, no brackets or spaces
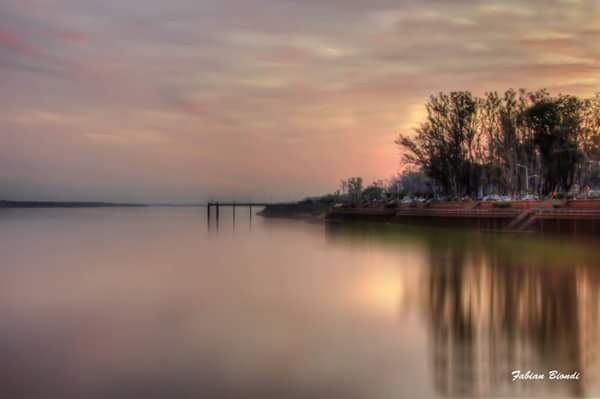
1,207,599,398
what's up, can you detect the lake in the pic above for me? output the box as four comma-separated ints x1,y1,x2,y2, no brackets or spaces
1,207,599,398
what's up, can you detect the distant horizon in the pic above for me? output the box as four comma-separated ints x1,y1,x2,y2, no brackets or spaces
0,198,294,205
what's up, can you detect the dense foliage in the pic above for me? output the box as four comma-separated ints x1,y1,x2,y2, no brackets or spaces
397,90,600,198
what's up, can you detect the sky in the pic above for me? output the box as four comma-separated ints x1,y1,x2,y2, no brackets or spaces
1,0,599,202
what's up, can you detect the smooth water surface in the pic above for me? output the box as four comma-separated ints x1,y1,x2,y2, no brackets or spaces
1,207,599,398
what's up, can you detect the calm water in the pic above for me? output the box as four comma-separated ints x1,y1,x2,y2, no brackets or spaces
1,207,599,398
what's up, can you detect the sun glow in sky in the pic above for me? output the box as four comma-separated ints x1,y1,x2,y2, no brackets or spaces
1,0,599,202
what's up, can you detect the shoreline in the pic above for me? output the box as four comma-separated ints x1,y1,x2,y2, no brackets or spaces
260,200,600,236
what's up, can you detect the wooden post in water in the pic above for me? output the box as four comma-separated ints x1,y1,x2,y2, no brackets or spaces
216,202,220,222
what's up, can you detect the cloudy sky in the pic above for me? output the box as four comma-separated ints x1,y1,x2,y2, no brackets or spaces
1,0,599,202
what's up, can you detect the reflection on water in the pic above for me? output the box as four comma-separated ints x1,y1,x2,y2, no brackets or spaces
328,224,600,398
426,233,599,398
207,204,254,233
1,208,599,398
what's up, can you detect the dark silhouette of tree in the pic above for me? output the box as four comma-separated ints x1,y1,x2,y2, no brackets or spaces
361,180,385,202
398,89,598,197
389,169,433,198
396,92,482,198
340,177,363,205
522,95,583,194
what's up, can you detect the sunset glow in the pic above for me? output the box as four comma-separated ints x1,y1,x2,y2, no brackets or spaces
1,0,599,202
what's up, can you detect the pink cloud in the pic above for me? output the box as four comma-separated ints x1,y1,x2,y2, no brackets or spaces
0,30,39,56
56,30,89,45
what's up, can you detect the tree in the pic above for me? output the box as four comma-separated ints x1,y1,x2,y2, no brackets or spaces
397,89,597,198
522,95,583,194
580,94,600,187
362,180,385,202
339,180,348,196
341,177,363,205
389,169,433,198
478,89,532,195
396,92,481,198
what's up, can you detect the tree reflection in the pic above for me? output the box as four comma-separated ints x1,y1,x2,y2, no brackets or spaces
324,223,600,397
426,236,600,397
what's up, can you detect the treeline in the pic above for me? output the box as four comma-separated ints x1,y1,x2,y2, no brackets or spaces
397,89,600,198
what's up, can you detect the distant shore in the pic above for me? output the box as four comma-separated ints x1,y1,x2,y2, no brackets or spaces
0,200,149,208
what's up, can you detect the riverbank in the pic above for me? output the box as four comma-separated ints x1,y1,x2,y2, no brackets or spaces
261,199,600,235
257,202,330,219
